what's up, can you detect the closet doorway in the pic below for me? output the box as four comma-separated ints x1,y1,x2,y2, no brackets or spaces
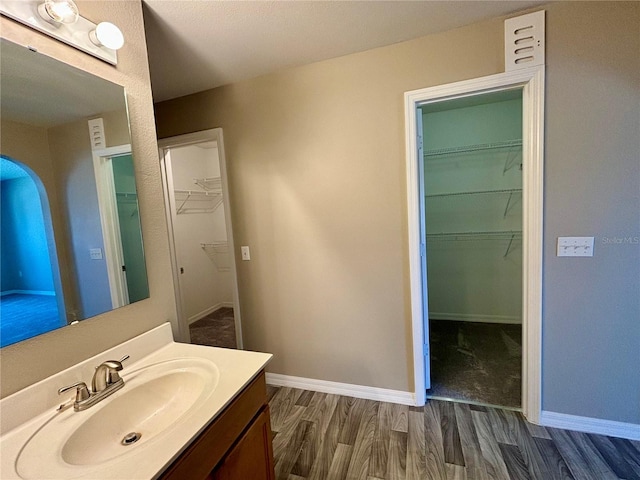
159,129,243,349
405,67,544,422
422,90,523,408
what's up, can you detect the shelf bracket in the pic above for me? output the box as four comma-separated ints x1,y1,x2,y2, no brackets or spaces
502,147,521,175
503,233,516,259
503,192,515,218
176,192,191,214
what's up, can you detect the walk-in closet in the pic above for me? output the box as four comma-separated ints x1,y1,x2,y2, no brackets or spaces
163,141,238,348
422,89,523,408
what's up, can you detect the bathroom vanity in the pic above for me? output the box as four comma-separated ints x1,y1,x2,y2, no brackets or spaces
160,371,273,480
0,323,274,480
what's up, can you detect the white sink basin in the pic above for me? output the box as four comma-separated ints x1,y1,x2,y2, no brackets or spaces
16,358,219,479
0,324,272,480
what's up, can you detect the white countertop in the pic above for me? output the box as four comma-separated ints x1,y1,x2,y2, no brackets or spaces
0,323,272,479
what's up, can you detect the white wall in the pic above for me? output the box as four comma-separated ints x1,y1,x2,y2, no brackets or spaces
169,144,232,322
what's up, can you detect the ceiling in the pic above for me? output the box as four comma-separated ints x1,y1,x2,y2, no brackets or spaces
142,0,546,103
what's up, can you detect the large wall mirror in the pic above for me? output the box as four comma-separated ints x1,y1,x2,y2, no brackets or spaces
0,38,149,348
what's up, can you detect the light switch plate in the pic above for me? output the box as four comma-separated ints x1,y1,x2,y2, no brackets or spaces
89,248,103,260
557,237,594,257
241,246,251,261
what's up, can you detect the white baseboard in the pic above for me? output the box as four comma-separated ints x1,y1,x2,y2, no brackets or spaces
429,312,521,324
0,290,55,297
539,410,640,441
187,302,233,325
265,373,416,406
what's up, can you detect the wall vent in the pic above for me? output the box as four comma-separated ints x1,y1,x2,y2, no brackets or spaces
504,10,545,71
87,118,106,150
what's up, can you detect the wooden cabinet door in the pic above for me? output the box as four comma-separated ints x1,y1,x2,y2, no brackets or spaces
212,407,275,480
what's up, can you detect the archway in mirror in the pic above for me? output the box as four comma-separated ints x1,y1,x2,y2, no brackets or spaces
0,156,66,347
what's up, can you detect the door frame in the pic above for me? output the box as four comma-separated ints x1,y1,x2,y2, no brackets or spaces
93,144,132,308
158,128,244,348
404,66,544,423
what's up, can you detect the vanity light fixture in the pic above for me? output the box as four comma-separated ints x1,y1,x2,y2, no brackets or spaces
89,22,124,51
37,0,79,25
0,0,123,65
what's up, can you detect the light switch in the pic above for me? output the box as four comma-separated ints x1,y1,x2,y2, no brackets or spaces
90,248,103,260
241,246,251,261
557,237,594,257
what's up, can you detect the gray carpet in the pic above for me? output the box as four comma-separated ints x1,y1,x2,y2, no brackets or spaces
189,307,237,348
427,320,522,408
0,293,63,347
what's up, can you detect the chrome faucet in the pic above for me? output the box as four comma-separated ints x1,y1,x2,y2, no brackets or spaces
58,355,129,411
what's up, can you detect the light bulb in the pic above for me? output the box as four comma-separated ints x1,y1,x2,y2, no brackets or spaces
37,0,79,24
89,22,125,50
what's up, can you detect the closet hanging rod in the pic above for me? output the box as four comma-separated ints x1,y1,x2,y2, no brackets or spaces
426,188,522,198
174,189,220,197
193,177,222,191
424,139,522,157
426,230,522,240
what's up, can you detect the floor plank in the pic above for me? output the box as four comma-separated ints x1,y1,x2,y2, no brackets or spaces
272,405,306,463
548,427,608,480
339,398,367,446
498,443,531,480
524,420,551,440
386,430,407,480
454,403,489,480
345,400,378,480
276,419,312,479
566,429,618,480
438,400,465,466
424,401,448,480
271,387,304,432
368,401,392,478
389,403,409,433
406,408,427,480
485,407,518,446
307,395,350,480
471,410,511,480
445,463,467,480
512,413,549,479
587,433,640,480
533,437,575,480
609,437,640,477
327,443,353,480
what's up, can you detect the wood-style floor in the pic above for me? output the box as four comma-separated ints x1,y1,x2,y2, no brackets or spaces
266,385,640,480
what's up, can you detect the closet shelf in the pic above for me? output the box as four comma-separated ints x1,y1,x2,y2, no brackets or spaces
425,188,522,198
201,241,230,272
174,189,223,214
426,230,521,239
193,176,222,192
424,139,522,157
427,230,521,258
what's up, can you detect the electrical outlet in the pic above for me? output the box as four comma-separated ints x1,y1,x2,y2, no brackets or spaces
557,237,594,257
241,246,251,261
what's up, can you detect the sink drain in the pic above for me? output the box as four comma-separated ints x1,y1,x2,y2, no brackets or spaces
121,432,142,445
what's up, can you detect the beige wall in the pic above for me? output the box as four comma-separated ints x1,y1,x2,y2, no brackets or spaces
155,15,505,392
0,0,177,397
155,0,640,428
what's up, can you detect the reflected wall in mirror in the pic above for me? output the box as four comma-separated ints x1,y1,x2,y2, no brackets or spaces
0,39,149,348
